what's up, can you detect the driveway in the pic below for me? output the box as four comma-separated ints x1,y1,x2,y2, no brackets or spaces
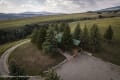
0,40,30,75
0,40,120,80
56,53,120,80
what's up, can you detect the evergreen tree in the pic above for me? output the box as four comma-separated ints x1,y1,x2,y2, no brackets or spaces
52,24,59,35
90,24,101,52
61,23,73,51
104,25,114,40
59,23,65,32
82,25,90,49
36,27,47,49
54,24,59,33
42,27,58,57
73,23,82,40
31,29,38,44
45,69,62,80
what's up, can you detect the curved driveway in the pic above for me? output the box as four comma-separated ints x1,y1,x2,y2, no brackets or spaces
0,40,30,75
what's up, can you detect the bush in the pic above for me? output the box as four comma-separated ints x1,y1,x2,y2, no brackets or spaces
45,69,62,80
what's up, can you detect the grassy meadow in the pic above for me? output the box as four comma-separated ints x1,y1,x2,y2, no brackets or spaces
0,39,28,57
70,17,120,41
0,12,119,29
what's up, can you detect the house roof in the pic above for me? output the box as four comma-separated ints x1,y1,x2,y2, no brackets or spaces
73,39,81,46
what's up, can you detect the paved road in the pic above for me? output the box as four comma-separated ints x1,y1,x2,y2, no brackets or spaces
0,40,30,75
56,53,120,80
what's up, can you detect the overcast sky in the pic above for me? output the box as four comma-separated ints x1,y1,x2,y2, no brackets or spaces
0,0,120,13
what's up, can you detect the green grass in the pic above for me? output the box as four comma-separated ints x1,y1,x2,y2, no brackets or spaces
0,39,28,57
0,12,119,29
9,42,65,75
94,42,120,66
70,17,120,66
70,17,120,41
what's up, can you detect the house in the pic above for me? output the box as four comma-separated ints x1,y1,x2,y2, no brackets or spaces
55,32,81,46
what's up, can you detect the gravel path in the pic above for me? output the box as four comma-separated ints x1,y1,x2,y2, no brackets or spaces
56,53,120,80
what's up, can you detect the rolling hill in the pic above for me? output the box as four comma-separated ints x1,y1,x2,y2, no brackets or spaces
97,6,120,12
0,5,120,20
0,12,63,20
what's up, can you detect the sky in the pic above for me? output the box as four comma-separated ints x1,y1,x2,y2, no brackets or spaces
0,0,120,13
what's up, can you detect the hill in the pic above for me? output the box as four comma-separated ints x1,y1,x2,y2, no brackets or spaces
97,6,120,12
0,12,63,20
1,12,120,29
0,5,120,20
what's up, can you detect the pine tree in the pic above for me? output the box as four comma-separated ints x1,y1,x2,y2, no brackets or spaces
82,25,90,49
104,25,114,40
61,23,73,51
42,27,58,57
73,23,82,40
36,27,47,49
31,29,38,44
59,23,65,32
90,24,101,52
54,24,59,33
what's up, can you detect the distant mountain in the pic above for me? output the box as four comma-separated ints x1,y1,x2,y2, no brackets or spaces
22,11,62,15
0,12,63,20
97,6,120,12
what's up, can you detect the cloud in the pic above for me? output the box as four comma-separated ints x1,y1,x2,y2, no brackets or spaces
0,0,119,13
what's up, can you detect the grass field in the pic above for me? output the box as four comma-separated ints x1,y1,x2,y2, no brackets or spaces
0,39,28,57
70,17,120,41
0,12,119,29
8,42,65,75
70,17,120,66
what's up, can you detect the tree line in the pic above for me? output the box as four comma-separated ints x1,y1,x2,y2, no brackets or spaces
0,14,115,45
0,24,48,44
31,22,114,57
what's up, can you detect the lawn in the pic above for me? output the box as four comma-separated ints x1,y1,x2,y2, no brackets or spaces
0,39,28,57
70,17,120,66
8,42,65,75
